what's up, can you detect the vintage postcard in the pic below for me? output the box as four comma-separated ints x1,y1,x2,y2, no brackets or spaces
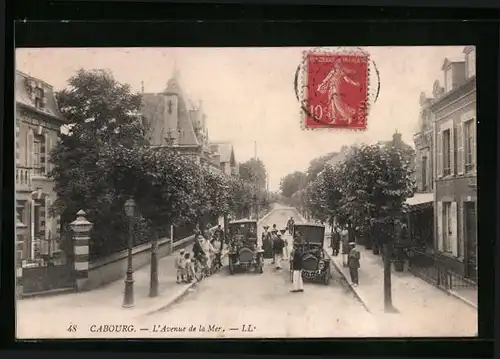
15,46,477,339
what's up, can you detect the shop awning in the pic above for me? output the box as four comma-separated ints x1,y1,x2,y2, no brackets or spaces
405,193,434,206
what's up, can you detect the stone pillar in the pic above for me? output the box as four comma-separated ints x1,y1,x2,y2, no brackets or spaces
16,212,27,296
70,210,93,291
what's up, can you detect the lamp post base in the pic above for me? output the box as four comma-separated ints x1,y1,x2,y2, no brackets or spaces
122,278,135,308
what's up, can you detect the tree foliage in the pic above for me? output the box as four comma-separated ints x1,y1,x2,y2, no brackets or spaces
50,69,150,259
238,158,267,189
280,171,307,198
297,144,415,241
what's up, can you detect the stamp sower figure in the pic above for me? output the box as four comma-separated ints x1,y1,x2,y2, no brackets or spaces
176,249,186,283
347,242,361,286
273,232,286,269
317,58,361,125
290,242,304,293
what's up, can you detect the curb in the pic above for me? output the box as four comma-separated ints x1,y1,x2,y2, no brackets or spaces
18,286,77,299
325,250,372,314
291,210,372,314
446,290,477,309
138,252,229,317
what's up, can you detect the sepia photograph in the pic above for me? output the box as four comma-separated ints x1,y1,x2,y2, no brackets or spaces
14,46,477,339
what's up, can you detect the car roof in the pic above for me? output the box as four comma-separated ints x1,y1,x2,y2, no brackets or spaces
229,219,258,225
294,222,325,228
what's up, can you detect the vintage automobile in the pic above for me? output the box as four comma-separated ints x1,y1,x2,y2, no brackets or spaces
290,223,331,285
227,219,264,274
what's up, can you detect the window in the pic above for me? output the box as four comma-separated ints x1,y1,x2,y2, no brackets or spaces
453,127,458,175
442,129,451,176
421,156,428,190
34,87,45,109
467,50,476,78
32,135,46,175
464,119,475,172
442,202,452,252
445,69,453,92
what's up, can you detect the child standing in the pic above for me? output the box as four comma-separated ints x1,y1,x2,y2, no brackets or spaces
176,249,186,283
184,252,195,283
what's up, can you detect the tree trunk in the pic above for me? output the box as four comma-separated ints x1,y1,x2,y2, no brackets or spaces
149,229,159,298
383,242,395,312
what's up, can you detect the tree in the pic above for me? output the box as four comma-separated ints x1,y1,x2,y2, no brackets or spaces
239,158,267,189
227,177,253,219
280,171,307,198
306,151,339,183
339,144,415,311
50,69,148,260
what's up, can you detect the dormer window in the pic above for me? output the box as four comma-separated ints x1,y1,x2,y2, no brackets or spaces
466,48,476,78
444,68,452,93
34,87,45,110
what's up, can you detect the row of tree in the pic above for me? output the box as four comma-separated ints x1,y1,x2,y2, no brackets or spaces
280,142,416,249
50,69,271,260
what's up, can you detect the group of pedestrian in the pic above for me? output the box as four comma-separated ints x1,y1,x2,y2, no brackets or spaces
175,224,226,284
262,222,292,270
331,225,361,287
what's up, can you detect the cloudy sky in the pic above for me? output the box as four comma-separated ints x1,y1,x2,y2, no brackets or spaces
16,46,466,191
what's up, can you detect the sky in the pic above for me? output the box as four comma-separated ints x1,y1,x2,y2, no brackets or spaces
16,46,467,191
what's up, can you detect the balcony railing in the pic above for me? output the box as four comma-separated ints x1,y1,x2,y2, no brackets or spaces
16,167,33,190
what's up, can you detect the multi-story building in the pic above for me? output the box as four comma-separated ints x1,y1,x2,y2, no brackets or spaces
432,46,477,281
141,74,230,174
209,142,239,177
15,71,65,268
407,93,436,252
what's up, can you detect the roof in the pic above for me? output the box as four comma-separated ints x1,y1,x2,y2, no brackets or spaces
210,142,234,163
229,219,257,225
141,75,200,147
405,192,433,206
294,222,325,228
15,71,65,122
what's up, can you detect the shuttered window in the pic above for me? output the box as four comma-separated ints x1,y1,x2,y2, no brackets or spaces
436,133,443,178
442,130,451,177
437,202,443,251
457,122,465,175
464,119,475,173
450,202,458,257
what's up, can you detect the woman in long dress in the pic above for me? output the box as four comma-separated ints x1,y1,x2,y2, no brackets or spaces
317,58,360,125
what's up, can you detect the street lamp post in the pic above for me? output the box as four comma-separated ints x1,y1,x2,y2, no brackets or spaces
122,198,136,308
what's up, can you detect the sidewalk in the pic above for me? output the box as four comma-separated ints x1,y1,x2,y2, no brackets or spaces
17,246,221,338
326,243,478,336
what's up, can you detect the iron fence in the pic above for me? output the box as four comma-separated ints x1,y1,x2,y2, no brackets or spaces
408,249,477,291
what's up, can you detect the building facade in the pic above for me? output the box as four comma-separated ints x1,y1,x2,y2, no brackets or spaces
15,71,65,268
432,46,477,281
141,74,235,175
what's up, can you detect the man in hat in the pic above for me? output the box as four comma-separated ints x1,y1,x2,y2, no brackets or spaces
262,226,272,259
290,241,304,293
176,249,186,283
347,242,361,286
270,225,278,264
273,231,286,269
281,229,290,260
286,216,295,235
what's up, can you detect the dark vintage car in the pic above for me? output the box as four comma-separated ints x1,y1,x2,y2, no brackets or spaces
290,223,331,285
227,219,264,274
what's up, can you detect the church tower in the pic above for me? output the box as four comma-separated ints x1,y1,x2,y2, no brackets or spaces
163,76,179,145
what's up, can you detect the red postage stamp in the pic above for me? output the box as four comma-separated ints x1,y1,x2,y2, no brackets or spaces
302,51,369,130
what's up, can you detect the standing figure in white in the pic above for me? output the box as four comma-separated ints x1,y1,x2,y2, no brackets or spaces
316,59,361,124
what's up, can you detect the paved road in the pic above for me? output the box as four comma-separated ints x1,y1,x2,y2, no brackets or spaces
135,206,380,338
